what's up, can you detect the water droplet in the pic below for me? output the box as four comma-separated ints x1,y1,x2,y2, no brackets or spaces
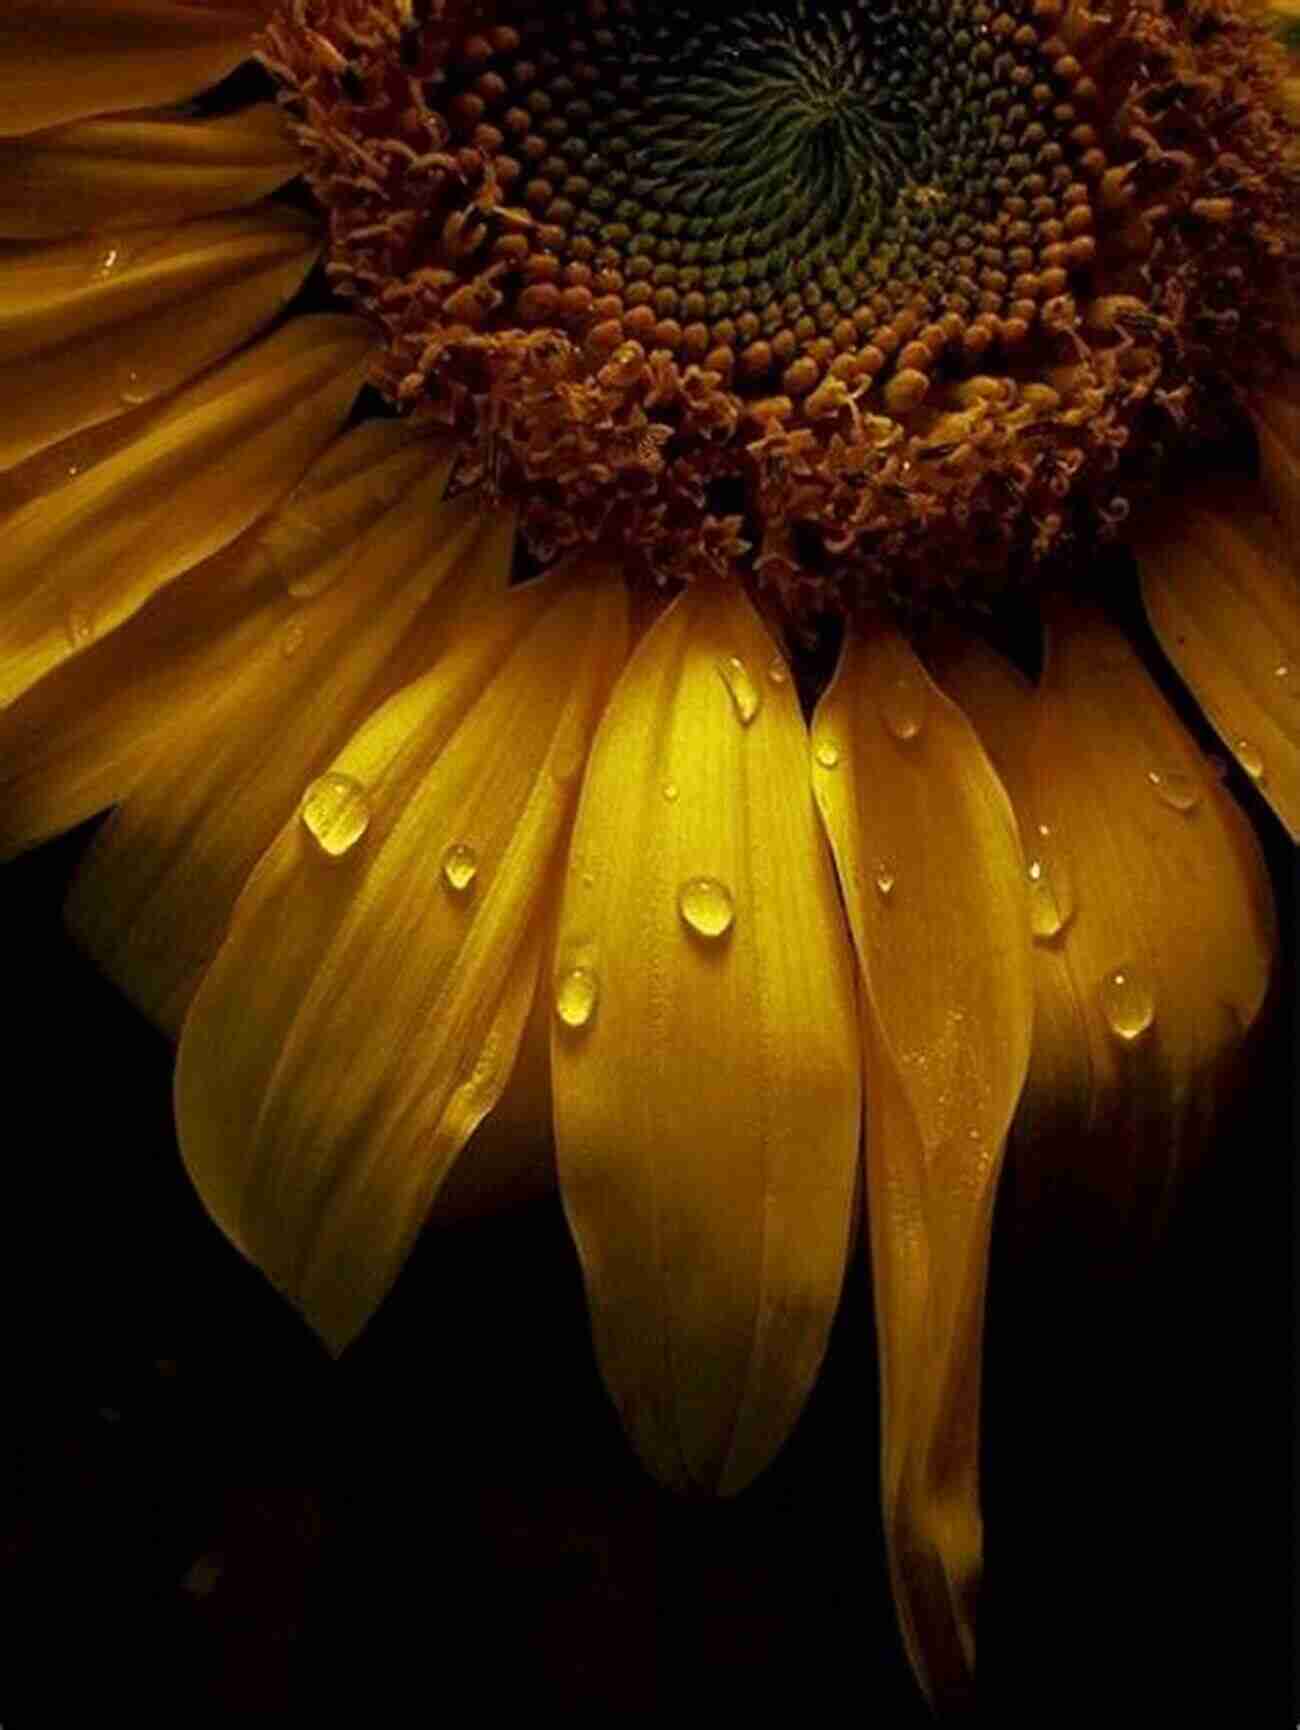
1026,853,1073,941
716,653,761,726
65,607,93,648
280,619,305,659
1037,822,1051,837
662,780,679,802
1234,736,1265,781
94,243,122,279
118,366,148,407
300,771,371,859
1145,766,1200,812
441,841,478,892
878,665,927,742
1099,966,1155,1042
678,875,735,940
555,964,598,1029
767,655,789,685
875,864,895,898
814,737,841,769
1276,655,1300,698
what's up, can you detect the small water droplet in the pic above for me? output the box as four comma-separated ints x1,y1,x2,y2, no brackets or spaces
94,243,122,279
118,366,148,407
1276,655,1300,698
65,607,93,648
767,655,789,685
662,780,679,802
280,619,305,659
716,653,761,726
300,771,371,859
555,964,598,1029
1026,845,1074,942
1234,736,1265,781
1145,766,1201,813
814,737,841,769
878,665,927,742
875,864,895,898
678,875,735,940
1037,822,1051,837
1099,966,1155,1042
441,841,478,892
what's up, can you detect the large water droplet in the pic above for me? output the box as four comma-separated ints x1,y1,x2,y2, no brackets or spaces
716,654,760,726
300,771,371,859
1027,854,1073,941
555,964,598,1028
814,737,841,769
678,875,735,939
878,666,927,742
118,365,148,407
1234,736,1266,781
441,841,478,892
1145,766,1200,813
1099,966,1155,1042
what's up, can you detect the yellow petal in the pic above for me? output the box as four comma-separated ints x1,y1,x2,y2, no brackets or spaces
175,567,627,1352
0,207,320,471
0,106,301,238
1254,386,1300,549
1139,489,1300,840
552,581,862,1496
0,2,266,138
63,441,515,1037
810,621,1034,1710
0,313,372,711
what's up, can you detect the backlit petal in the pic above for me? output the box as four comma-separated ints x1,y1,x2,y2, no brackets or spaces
0,1,267,137
811,621,1034,1710
552,580,862,1496
1139,489,1300,840
0,107,301,238
176,568,627,1352
0,207,320,471
1253,384,1300,548
0,314,372,711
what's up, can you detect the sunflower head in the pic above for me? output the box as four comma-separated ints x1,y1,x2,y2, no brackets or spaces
261,0,1298,615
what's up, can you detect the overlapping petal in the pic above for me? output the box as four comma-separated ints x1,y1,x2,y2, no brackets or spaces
0,107,301,238
0,206,320,471
0,1,267,137
0,313,372,711
552,581,862,1496
810,621,1034,1710
1139,489,1300,840
176,567,627,1352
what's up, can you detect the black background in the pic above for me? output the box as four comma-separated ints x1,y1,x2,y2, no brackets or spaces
0,583,1294,1726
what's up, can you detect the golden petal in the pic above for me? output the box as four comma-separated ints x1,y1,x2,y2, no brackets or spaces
0,1,267,138
63,442,515,1038
0,107,301,238
0,313,372,711
1139,490,1300,840
0,207,320,471
811,619,1034,1710
175,567,627,1353
1252,387,1300,553
551,580,862,1496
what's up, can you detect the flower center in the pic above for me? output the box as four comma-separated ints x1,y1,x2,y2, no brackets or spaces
261,0,1298,612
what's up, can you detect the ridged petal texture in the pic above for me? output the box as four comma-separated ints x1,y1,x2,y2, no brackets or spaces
0,207,320,471
0,107,301,238
552,581,862,1497
935,600,1276,1248
809,621,1034,1712
0,1,266,137
176,567,627,1353
0,313,372,711
1253,385,1300,549
1140,488,1300,840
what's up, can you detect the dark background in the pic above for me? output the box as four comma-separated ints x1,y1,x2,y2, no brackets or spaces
1,640,1294,1726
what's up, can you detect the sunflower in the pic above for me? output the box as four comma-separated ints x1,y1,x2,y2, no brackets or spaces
1,0,1296,1712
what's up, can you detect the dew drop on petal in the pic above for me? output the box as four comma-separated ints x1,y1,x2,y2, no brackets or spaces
1145,766,1201,812
814,737,841,769
65,606,94,649
767,655,789,685
1276,656,1300,698
1026,853,1073,941
678,875,735,940
662,780,679,802
875,864,895,899
94,242,123,279
878,666,927,742
716,653,760,725
300,771,371,858
441,841,478,892
555,964,598,1029
1099,966,1155,1042
118,366,148,407
1233,736,1266,781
